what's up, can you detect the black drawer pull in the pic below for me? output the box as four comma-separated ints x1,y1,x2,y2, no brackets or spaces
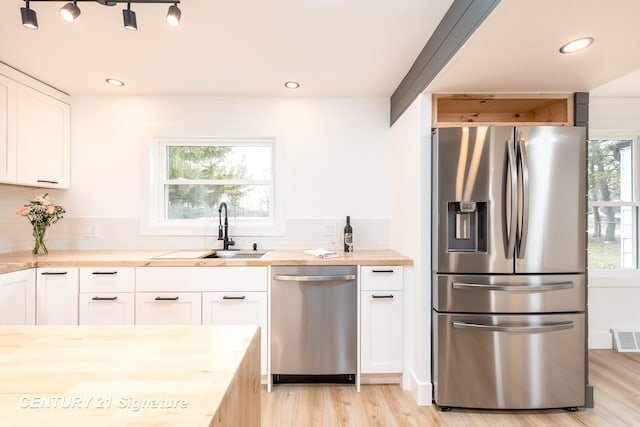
372,294,394,299
92,271,118,275
37,179,59,184
222,296,246,300
92,296,118,301
41,272,68,275
155,296,179,301
372,269,394,273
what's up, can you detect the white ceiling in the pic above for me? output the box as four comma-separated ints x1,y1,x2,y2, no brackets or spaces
1,0,639,99
0,0,453,96
428,0,640,98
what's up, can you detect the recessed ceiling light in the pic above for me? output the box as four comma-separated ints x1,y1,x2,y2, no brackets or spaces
559,37,594,54
106,78,124,87
284,81,300,89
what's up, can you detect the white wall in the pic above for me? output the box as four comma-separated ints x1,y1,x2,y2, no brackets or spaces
390,94,431,405
588,96,640,349
1,96,393,252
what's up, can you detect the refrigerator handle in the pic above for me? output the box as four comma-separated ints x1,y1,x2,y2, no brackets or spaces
517,137,530,259
452,320,574,333
505,140,518,259
452,281,574,291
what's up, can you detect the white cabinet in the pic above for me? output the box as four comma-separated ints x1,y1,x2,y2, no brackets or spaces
0,63,71,189
16,84,71,188
79,267,135,325
360,266,404,374
0,269,35,325
0,74,17,182
203,291,268,375
135,292,202,325
36,268,78,325
136,266,268,373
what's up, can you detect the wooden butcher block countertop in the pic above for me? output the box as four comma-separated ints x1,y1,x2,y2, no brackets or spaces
0,325,261,427
0,249,412,274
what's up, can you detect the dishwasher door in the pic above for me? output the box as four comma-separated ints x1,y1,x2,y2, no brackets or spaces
271,266,357,383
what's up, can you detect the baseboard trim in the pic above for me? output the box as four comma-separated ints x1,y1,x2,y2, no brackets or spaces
589,331,613,349
360,373,402,384
408,369,432,406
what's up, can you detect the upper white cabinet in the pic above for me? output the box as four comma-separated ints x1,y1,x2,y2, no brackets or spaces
36,268,78,325
16,84,71,188
0,74,17,182
0,63,71,189
0,269,35,325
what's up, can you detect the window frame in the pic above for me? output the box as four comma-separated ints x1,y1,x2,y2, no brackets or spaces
142,132,285,237
588,132,640,285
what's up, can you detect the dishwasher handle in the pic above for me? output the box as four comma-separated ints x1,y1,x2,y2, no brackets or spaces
273,274,356,282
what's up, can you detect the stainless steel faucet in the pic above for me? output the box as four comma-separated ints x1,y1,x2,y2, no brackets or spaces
217,202,235,250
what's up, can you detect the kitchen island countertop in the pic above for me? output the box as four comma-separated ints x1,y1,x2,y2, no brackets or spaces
0,325,260,427
0,249,412,274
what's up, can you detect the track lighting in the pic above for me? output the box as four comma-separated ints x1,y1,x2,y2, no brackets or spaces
166,3,181,26
19,1,182,30
59,1,81,22
122,3,137,31
21,1,38,30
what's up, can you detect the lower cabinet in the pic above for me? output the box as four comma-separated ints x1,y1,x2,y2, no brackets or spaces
36,268,78,325
79,293,135,325
78,267,135,325
135,292,202,325
0,269,35,325
360,266,404,374
202,291,268,375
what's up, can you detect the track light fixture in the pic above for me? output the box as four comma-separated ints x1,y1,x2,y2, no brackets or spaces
59,1,81,22
19,0,182,30
166,3,181,26
21,1,39,30
122,3,137,30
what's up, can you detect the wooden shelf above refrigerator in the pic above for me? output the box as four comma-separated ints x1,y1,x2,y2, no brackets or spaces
432,93,573,128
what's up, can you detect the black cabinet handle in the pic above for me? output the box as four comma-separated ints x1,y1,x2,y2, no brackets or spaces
37,179,59,184
222,296,246,300
372,269,394,273
372,294,394,299
41,272,67,275
92,271,118,275
155,296,179,301
92,296,118,301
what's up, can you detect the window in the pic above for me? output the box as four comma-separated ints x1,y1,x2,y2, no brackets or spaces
588,136,637,269
145,136,284,236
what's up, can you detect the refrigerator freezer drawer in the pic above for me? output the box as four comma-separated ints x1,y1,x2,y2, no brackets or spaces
433,312,586,409
433,274,585,313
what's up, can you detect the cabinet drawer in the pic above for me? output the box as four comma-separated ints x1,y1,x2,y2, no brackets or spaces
80,267,135,293
360,266,403,291
79,292,134,325
135,292,202,325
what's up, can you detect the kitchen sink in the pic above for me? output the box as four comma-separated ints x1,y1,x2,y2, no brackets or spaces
150,250,269,260
202,252,268,259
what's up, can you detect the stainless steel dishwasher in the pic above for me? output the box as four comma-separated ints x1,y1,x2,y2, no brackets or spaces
271,265,357,384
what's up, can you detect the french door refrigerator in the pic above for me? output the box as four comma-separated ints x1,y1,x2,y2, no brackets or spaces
432,126,588,410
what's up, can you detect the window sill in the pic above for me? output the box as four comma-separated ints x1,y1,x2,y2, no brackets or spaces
588,269,640,288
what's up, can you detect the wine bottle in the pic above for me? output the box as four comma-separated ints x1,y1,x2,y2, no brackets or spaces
344,216,353,253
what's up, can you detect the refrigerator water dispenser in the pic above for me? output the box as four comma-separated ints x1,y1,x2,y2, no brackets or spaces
447,201,487,252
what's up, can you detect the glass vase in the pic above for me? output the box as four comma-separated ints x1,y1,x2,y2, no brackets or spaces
32,223,48,256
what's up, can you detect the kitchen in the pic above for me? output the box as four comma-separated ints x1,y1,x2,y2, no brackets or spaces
2,0,640,425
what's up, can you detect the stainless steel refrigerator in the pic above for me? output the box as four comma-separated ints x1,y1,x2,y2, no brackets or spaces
432,126,588,410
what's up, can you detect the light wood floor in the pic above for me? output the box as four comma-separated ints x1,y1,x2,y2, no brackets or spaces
261,350,640,426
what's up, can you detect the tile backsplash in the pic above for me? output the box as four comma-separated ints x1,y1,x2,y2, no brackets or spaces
1,187,389,253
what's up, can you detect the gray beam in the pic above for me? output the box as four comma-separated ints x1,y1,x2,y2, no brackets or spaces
390,0,500,126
